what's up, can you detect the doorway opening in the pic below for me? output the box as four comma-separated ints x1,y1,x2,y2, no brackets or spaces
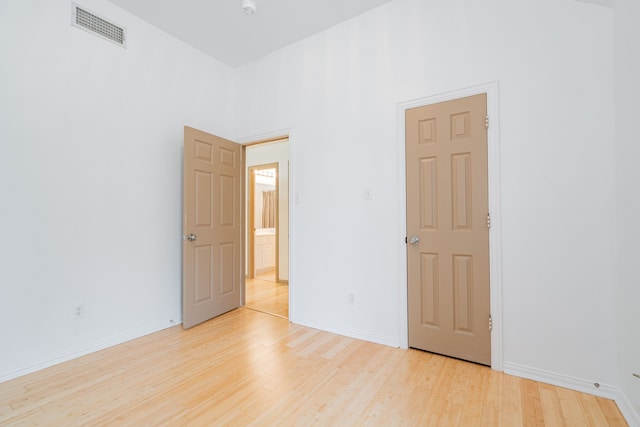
244,139,290,318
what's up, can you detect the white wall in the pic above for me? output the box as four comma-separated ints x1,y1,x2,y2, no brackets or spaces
234,0,619,393
0,0,235,380
615,0,640,420
246,140,290,281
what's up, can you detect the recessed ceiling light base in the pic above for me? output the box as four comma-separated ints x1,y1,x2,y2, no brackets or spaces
242,0,256,15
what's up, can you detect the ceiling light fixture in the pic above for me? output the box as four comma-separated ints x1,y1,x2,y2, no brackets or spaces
241,0,256,15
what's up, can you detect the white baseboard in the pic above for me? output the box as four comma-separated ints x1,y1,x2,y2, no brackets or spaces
615,390,640,427
504,362,639,426
293,317,399,348
0,319,178,384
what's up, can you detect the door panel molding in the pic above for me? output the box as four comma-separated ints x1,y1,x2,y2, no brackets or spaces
397,82,503,371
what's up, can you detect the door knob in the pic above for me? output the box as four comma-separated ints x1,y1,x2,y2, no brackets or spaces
409,235,420,245
185,234,197,241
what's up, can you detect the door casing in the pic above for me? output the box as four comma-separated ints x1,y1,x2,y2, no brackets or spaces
396,82,503,370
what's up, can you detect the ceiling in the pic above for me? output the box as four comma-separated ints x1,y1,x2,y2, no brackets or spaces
106,0,393,68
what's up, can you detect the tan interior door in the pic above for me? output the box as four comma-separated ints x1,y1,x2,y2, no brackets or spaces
406,94,491,365
183,126,243,329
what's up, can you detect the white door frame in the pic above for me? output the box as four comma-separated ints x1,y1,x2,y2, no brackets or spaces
397,82,503,370
237,128,296,322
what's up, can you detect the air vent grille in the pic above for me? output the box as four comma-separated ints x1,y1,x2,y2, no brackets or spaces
72,3,126,47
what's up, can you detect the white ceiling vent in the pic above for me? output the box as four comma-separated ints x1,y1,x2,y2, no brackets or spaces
71,3,126,48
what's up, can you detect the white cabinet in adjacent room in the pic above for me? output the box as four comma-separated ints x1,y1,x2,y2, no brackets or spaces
254,229,275,273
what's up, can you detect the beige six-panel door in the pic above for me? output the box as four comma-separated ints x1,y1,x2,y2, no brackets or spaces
183,126,243,329
406,94,491,365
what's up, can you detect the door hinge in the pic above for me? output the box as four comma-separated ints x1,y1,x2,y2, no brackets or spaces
485,115,489,129
487,212,491,229
489,314,493,330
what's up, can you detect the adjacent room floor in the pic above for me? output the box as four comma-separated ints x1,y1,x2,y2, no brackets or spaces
244,269,288,318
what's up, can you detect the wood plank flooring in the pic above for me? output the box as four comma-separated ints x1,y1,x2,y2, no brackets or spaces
245,270,288,318
0,308,627,426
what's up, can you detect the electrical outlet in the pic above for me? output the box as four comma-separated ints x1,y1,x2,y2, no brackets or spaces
347,293,355,305
74,305,85,320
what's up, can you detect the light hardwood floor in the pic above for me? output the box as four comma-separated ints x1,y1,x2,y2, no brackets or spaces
245,270,288,318
0,308,627,426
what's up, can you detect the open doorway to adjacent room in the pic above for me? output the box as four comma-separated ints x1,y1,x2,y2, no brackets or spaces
245,139,289,318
